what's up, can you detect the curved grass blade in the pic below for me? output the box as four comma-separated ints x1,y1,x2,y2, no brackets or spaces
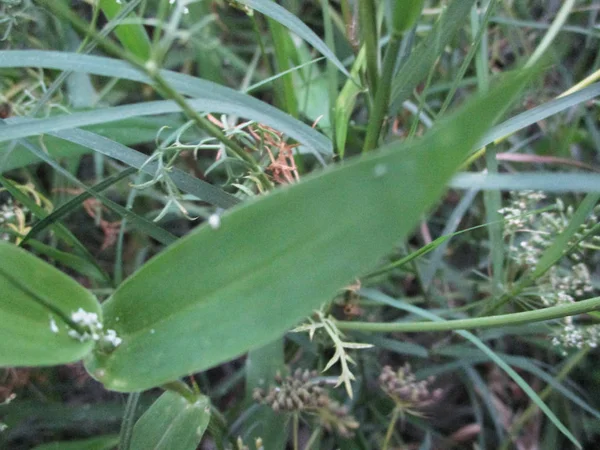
239,0,349,78
9,133,177,245
433,347,600,426
83,70,532,391
451,172,600,193
0,116,187,173
46,127,239,209
21,167,137,246
0,51,332,156
475,82,600,149
360,288,582,449
0,243,101,367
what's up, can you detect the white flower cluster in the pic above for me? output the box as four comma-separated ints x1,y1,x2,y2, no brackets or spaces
0,200,17,241
168,0,190,14
499,190,546,237
499,192,599,354
66,308,122,348
551,317,600,356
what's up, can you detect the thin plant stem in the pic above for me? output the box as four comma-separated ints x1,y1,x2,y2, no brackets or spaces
382,406,400,450
525,0,577,68
336,294,600,333
359,0,379,97
161,380,197,403
362,31,402,152
437,0,497,117
293,412,299,450
251,14,273,77
303,426,322,450
118,392,140,450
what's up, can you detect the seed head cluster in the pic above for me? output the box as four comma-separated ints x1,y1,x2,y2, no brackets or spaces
253,368,359,437
379,364,442,414
253,369,329,412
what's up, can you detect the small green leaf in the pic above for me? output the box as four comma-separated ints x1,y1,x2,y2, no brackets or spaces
130,391,211,450
32,435,119,450
0,243,101,366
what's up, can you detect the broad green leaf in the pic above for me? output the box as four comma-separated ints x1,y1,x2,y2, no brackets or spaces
0,243,101,366
389,0,476,113
130,391,210,450
32,435,119,450
0,51,332,156
83,70,531,391
0,174,110,280
239,0,350,78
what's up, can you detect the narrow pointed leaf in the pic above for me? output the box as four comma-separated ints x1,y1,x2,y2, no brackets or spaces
32,435,119,450
99,0,151,60
239,0,350,78
130,391,211,450
0,116,186,173
389,0,476,112
84,70,531,391
0,243,101,366
0,51,332,156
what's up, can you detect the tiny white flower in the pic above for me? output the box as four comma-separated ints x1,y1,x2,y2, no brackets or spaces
208,213,221,230
49,317,59,334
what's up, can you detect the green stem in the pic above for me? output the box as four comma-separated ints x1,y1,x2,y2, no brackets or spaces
148,72,273,189
437,0,497,117
161,380,197,403
382,406,400,450
499,348,589,450
359,0,379,97
362,31,402,152
303,426,322,450
118,392,140,450
336,295,600,333
268,18,299,118
293,412,299,450
251,14,273,77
